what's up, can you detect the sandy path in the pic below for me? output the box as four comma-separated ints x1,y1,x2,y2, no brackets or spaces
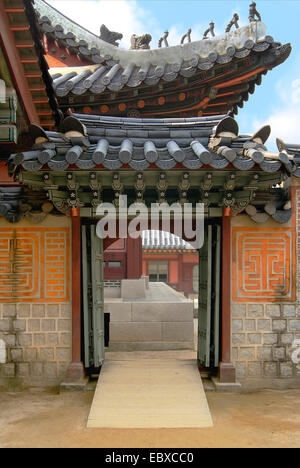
0,387,299,448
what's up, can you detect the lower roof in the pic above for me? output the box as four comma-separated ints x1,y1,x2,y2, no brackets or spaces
8,112,300,176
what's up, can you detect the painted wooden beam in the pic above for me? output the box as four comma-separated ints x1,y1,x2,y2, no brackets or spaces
65,214,86,382
0,0,40,124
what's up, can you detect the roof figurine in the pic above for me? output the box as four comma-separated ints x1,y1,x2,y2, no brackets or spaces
130,33,152,50
203,21,215,40
226,13,240,33
249,2,262,22
158,30,169,48
181,28,192,45
99,24,123,47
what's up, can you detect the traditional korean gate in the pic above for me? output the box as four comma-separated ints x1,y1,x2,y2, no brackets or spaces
198,223,221,368
82,224,105,368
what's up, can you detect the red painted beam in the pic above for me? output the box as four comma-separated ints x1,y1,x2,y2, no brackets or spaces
0,0,40,125
218,214,236,383
20,58,38,64
10,26,30,31
4,7,25,13
221,215,231,364
71,215,82,363
215,68,265,89
16,42,35,48
65,215,86,382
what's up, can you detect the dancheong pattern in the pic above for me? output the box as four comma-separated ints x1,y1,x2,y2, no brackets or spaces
0,228,70,302
232,228,295,302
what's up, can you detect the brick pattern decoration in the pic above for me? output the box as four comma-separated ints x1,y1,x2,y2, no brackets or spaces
0,228,70,302
232,228,296,302
0,303,72,386
231,303,300,381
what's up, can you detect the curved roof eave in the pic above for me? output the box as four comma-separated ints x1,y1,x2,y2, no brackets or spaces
35,0,268,67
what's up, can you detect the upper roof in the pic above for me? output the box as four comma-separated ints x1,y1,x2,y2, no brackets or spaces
34,0,282,72
48,25,290,97
33,0,291,118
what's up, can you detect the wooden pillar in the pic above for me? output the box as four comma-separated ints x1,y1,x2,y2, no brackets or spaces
126,237,142,279
65,215,85,382
178,252,184,292
218,214,236,383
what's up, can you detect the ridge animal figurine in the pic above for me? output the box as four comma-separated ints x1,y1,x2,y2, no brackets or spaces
130,34,152,50
203,21,215,40
100,24,123,47
158,30,169,48
226,13,240,32
249,2,262,22
181,28,192,44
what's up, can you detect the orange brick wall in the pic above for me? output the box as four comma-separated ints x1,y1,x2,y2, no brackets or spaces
0,227,70,302
232,227,296,302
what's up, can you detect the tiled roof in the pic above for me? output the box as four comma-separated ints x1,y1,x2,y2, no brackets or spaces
49,31,290,96
142,230,195,250
8,113,300,175
33,2,290,98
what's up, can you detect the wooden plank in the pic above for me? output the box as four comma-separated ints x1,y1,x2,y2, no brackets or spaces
198,224,212,367
91,225,105,367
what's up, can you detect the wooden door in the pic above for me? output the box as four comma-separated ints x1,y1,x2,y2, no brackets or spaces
198,223,221,368
82,225,105,368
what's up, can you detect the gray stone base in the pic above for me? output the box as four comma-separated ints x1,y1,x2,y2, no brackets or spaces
236,377,300,391
211,377,242,393
202,378,216,392
106,282,194,352
60,377,89,393
108,341,194,351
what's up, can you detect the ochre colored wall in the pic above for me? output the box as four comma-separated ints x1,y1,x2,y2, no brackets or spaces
230,208,299,387
0,216,72,388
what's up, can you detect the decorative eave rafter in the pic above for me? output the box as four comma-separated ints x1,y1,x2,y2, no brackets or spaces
0,0,59,129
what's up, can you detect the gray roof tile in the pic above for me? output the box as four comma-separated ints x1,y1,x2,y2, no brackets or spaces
8,113,300,178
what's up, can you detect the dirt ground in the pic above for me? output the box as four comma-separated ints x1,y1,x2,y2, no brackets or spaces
0,387,300,448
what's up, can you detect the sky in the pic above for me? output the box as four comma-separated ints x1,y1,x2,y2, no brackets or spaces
47,0,300,150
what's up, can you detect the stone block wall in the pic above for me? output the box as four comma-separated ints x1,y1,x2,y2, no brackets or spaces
0,303,72,388
231,303,300,387
106,289,194,351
